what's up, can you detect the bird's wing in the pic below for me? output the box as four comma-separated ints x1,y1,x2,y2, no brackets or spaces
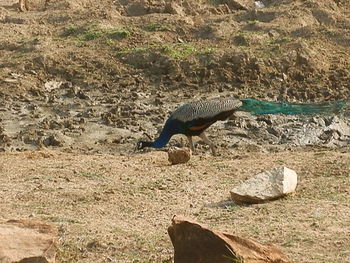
170,98,242,122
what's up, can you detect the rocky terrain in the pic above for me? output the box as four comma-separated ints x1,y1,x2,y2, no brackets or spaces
0,0,349,262
1,0,349,154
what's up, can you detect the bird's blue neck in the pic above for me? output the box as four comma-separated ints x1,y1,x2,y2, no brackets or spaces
151,130,173,148
148,119,181,148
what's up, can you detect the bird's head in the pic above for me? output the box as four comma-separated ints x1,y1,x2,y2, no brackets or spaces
136,140,145,150
136,140,152,150
136,132,154,150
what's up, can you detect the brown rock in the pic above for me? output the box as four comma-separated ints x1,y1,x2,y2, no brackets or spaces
0,219,57,263
168,215,293,263
168,147,191,165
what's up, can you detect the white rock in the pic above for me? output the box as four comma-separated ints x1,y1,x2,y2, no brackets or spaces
327,117,350,137
254,1,265,8
230,166,298,203
44,80,63,92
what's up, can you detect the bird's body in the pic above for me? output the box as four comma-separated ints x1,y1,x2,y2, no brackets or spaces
138,98,242,155
137,97,348,155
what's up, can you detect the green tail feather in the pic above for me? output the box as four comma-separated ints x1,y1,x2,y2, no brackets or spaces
239,98,349,115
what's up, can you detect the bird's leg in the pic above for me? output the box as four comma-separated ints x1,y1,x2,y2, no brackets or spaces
186,136,195,153
199,132,216,156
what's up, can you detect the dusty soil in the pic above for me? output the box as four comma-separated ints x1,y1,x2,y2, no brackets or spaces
1,150,349,263
0,0,349,262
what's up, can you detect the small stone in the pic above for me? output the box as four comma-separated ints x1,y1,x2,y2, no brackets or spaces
230,166,298,204
44,80,63,92
168,147,191,165
268,30,280,38
282,73,288,81
254,1,265,8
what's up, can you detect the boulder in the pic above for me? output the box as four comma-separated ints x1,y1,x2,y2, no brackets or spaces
168,147,191,165
0,219,57,263
231,166,298,203
168,215,293,263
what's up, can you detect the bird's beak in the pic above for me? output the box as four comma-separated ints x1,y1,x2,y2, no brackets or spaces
144,132,153,140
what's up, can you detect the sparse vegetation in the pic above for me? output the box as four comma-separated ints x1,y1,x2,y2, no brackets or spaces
105,28,131,39
161,43,197,58
233,32,250,46
197,47,215,55
116,43,214,59
78,28,103,41
115,46,149,55
62,24,131,42
78,171,104,178
248,20,260,25
269,36,293,45
62,25,79,37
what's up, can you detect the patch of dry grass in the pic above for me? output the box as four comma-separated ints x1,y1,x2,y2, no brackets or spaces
0,149,349,262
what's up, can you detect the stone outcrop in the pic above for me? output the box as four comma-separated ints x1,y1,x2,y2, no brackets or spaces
0,219,57,263
230,166,298,203
168,215,293,263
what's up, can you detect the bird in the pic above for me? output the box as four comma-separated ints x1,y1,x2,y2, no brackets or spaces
137,97,348,155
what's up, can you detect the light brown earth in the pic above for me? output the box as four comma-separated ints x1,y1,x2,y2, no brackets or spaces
0,0,349,262
1,150,349,263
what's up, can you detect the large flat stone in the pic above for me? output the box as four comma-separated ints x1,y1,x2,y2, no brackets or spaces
0,219,57,263
230,166,298,203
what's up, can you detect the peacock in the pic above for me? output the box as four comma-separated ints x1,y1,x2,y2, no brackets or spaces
136,98,348,156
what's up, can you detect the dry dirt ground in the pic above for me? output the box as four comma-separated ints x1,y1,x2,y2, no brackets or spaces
0,0,350,262
0,150,349,263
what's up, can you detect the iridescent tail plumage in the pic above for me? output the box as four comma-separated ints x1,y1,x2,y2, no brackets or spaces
239,98,349,115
